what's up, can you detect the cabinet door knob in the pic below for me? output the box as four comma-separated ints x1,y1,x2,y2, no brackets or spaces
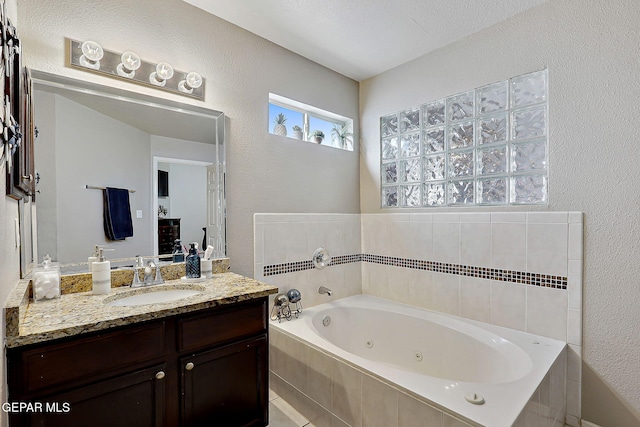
185,362,195,371
155,371,165,380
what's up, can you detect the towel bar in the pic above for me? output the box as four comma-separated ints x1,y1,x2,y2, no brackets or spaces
85,185,136,193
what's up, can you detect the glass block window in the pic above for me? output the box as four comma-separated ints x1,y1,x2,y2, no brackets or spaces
380,69,548,208
269,93,354,151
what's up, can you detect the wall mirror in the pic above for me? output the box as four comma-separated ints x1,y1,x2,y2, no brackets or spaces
30,70,226,272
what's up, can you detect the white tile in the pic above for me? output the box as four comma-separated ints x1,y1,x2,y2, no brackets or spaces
526,212,568,223
326,222,347,255
410,212,433,222
285,214,308,222
568,223,583,260
526,223,568,276
386,220,412,258
264,223,289,264
254,222,264,234
344,222,362,254
254,233,264,264
269,397,310,427
490,281,526,331
361,220,378,254
568,259,582,274
408,270,434,310
433,212,460,223
361,375,398,427
286,222,309,262
398,392,443,426
491,222,527,271
433,222,460,263
262,214,289,223
491,212,526,223
408,220,433,260
568,269,583,310
568,212,583,223
254,263,264,281
526,286,568,341
367,213,409,222
443,413,473,427
565,414,580,427
459,277,491,323
306,222,328,256
431,273,460,315
460,222,491,267
567,344,582,382
567,379,581,417
332,361,362,427
567,308,582,346
254,213,265,225
459,212,491,223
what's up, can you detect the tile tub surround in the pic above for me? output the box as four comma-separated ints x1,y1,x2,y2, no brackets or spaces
254,214,362,309
270,326,567,427
4,271,277,348
254,211,583,425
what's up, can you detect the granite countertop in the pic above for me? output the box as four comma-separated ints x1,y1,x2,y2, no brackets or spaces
5,272,278,348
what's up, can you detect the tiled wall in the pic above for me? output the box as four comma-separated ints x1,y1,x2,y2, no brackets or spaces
254,211,583,426
254,214,362,309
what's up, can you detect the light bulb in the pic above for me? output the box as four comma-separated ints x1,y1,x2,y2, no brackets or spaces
79,41,103,70
178,71,203,94
116,51,141,78
149,62,174,87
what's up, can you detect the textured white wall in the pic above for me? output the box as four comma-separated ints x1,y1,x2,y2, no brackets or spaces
17,0,360,279
359,1,640,426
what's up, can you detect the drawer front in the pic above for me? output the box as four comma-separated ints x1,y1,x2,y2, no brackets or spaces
19,321,165,395
178,299,267,353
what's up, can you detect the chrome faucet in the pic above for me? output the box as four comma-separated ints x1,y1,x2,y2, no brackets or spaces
318,286,332,296
131,258,164,287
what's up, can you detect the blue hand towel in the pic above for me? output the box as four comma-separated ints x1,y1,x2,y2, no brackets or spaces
103,187,133,240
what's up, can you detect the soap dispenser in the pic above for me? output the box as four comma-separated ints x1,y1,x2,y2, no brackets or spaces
88,245,100,272
92,247,111,295
185,243,200,278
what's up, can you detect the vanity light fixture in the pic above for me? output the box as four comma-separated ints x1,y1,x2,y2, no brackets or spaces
79,41,103,70
178,71,203,94
116,51,141,78
149,62,174,87
67,38,205,100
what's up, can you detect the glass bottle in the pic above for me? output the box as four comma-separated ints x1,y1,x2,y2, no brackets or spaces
185,243,200,278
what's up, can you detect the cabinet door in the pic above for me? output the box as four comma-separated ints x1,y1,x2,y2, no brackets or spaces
14,365,166,427
181,335,268,427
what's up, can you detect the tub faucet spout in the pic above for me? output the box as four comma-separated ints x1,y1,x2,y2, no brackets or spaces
318,286,332,296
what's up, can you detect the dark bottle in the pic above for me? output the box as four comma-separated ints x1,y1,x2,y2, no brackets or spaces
172,239,185,263
185,243,201,278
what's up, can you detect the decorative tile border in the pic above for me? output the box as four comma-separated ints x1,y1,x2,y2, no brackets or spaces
263,253,566,289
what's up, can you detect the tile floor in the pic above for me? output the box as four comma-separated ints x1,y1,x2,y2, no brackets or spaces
268,388,311,427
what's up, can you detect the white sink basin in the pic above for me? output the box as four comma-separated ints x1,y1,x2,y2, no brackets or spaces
105,288,202,307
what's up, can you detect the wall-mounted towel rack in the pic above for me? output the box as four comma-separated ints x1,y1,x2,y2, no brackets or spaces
85,185,136,193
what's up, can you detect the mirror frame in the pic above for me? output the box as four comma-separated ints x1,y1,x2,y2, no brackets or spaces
29,69,227,269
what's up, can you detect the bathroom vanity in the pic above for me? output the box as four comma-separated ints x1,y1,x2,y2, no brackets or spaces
5,272,278,427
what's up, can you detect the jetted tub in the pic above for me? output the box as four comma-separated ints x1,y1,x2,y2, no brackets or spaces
270,294,566,427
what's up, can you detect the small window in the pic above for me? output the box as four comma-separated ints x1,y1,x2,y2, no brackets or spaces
269,93,354,151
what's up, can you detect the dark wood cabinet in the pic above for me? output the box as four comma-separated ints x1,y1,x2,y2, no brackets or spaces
7,298,269,427
181,336,267,427
158,218,181,255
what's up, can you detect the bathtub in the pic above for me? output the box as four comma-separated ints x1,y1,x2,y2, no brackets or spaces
269,294,566,427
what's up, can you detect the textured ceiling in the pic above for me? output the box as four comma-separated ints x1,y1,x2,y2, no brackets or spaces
183,0,545,81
